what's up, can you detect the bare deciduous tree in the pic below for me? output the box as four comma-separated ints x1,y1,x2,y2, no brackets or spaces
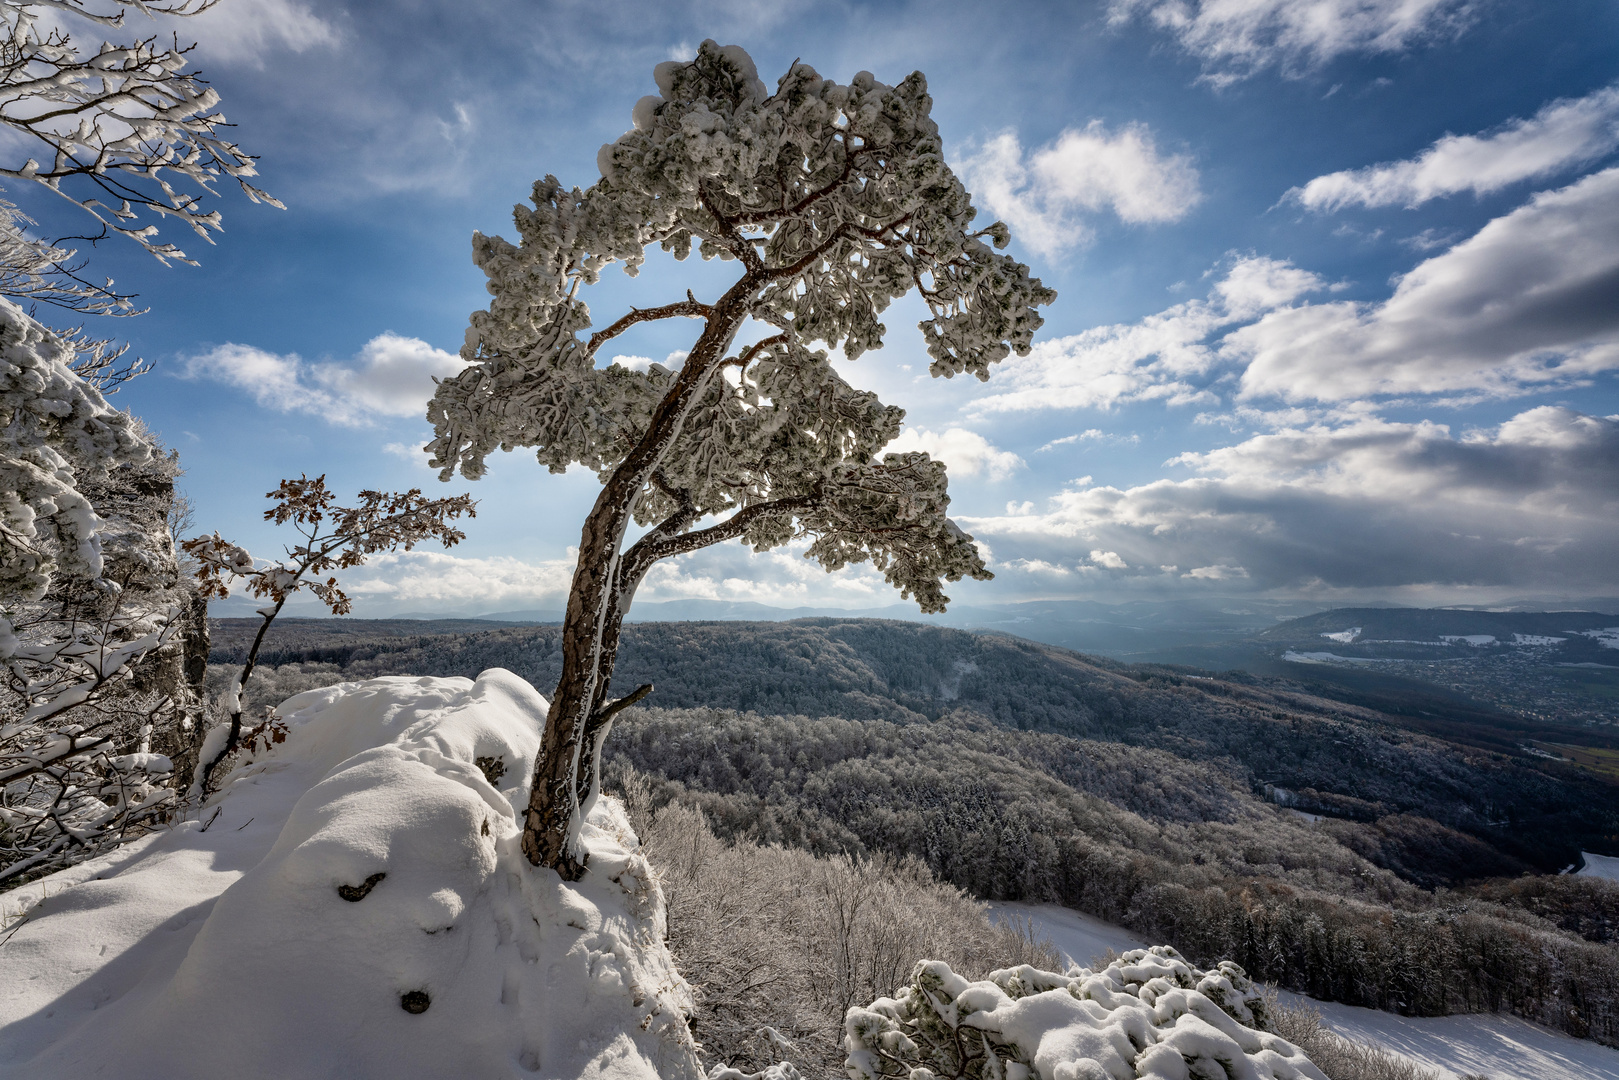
428,41,1055,879
184,477,476,789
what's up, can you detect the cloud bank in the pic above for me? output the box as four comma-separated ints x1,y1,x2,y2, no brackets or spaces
1234,167,1619,402
1293,84,1619,210
182,334,463,426
966,407,1619,594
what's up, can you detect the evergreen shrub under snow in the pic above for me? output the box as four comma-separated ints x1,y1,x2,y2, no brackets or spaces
844,949,1326,1080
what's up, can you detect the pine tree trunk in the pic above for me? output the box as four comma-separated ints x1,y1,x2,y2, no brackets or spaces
521,277,756,877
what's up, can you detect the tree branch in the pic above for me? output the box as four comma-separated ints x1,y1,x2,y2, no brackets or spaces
585,297,712,361
630,493,817,567
764,213,913,281
698,187,765,274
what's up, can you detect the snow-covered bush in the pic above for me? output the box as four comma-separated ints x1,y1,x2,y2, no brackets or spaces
428,39,1055,877
844,947,1327,1080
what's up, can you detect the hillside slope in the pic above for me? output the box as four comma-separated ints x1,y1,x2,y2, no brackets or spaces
210,617,1619,871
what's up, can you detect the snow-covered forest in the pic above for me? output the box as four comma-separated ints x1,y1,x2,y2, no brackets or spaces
4,9,1619,1080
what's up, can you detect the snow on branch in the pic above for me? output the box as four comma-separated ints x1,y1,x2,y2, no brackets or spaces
0,0,281,268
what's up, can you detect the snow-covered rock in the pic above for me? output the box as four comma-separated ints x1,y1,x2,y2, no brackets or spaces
0,671,701,1080
845,947,1326,1080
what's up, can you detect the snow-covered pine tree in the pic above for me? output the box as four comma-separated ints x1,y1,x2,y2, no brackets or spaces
426,41,1056,878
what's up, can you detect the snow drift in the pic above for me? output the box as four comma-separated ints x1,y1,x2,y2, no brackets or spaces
0,671,701,1080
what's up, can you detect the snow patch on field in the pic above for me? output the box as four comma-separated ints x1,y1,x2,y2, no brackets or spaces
0,672,700,1080
990,901,1149,968
1511,634,1566,646
1287,995,1619,1080
1319,628,1361,643
1581,852,1619,882
995,902,1619,1080
1440,634,1497,646
1282,650,1394,664
1576,628,1619,649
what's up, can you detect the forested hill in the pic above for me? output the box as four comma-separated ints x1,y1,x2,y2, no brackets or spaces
211,616,1619,870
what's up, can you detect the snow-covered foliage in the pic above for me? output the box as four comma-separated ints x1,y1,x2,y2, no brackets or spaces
427,40,1054,877
182,476,475,788
844,948,1327,1080
1,296,206,886
0,670,702,1079
0,296,151,601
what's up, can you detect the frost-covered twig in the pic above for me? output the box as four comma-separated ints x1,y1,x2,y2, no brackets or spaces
183,476,475,790
0,0,280,268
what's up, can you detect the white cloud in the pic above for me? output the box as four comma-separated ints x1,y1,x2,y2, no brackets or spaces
185,0,340,65
1090,549,1128,569
181,333,463,426
964,407,1619,593
1183,564,1247,580
884,427,1025,480
974,256,1325,414
339,550,577,611
1233,167,1619,402
959,123,1200,256
609,350,687,373
1292,85,1619,211
1110,0,1473,84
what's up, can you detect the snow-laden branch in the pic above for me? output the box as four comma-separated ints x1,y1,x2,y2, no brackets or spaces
0,0,280,267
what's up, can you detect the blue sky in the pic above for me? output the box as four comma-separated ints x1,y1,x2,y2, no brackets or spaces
38,0,1619,615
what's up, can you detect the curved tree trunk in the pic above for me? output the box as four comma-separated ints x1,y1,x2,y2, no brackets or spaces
521,279,756,878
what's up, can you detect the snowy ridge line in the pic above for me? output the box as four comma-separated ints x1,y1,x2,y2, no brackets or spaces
0,671,701,1080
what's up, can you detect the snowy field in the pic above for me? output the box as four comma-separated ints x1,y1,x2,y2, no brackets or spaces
993,901,1619,1080
1582,852,1619,882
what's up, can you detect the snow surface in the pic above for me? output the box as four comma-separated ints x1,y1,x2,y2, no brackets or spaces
1319,628,1361,643
1580,852,1619,882
1284,995,1619,1080
1576,628,1619,649
1510,634,1566,646
1282,650,1395,664
989,901,1150,969
1440,635,1497,646
0,672,701,1080
994,902,1619,1080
